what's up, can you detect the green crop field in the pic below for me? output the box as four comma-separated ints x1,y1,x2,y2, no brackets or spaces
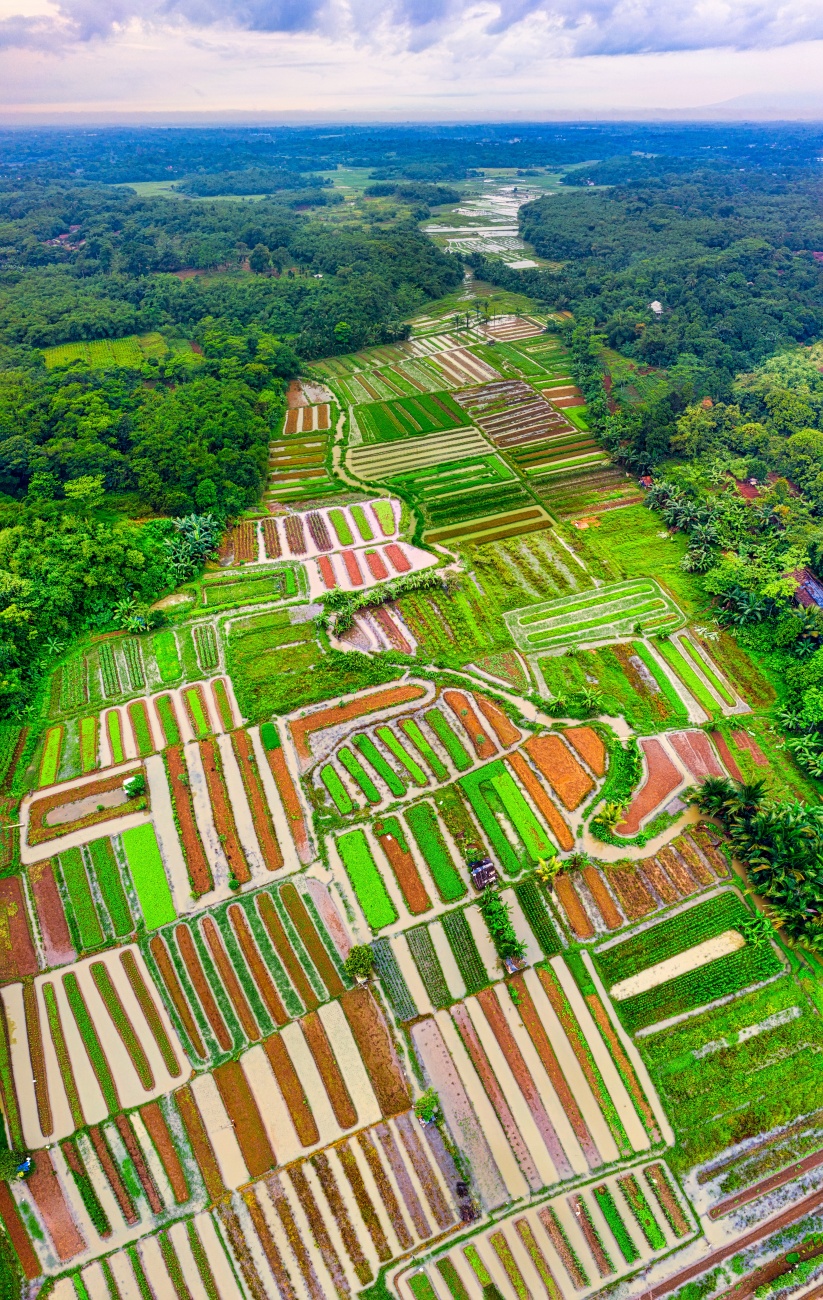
355,391,471,442
43,332,193,369
505,578,683,651
539,640,688,730
390,454,534,529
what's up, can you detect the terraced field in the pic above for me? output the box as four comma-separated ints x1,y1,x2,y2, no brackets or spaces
505,579,684,652
355,391,471,443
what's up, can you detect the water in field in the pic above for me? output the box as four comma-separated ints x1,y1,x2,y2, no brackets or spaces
424,180,544,267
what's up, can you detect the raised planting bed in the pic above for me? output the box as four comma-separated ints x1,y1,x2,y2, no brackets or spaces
79,716,98,773
474,694,521,747
374,815,432,914
514,877,561,955
290,683,425,766
593,1184,639,1263
39,726,63,787
165,744,213,895
375,726,428,786
121,823,176,928
615,737,682,837
655,638,718,714
405,802,467,903
524,734,594,810
442,909,488,993
152,630,182,683
193,623,220,673
262,733,313,863
56,846,105,950
507,752,574,851
443,690,497,760
339,985,410,1117
350,504,374,541
321,763,355,813
328,508,354,546
336,829,398,930
339,747,382,803
372,500,396,535
87,836,132,937
371,938,418,1021
199,737,250,884
353,733,405,796
184,685,212,738
230,729,283,870
29,860,74,967
154,694,181,747
212,678,234,731
406,926,452,1008
424,707,472,771
678,636,736,705
28,770,149,845
127,700,154,757
459,760,551,874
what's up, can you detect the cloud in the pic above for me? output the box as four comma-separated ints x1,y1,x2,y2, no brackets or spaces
1,0,823,56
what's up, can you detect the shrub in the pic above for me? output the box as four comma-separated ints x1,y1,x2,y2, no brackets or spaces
344,944,375,981
478,887,527,963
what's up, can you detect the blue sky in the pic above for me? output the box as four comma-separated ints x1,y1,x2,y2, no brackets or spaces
0,0,822,117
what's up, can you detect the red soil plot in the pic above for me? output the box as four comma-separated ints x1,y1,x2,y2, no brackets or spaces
443,689,497,759
616,737,682,837
264,1032,319,1146
475,694,521,747
318,554,337,589
0,875,38,980
604,863,656,920
285,409,299,434
710,730,743,781
302,1011,357,1129
139,1101,190,1203
232,521,258,564
27,1149,85,1261
29,860,74,966
554,875,595,940
581,866,622,929
732,730,769,767
200,737,251,885
231,730,283,870
507,752,574,850
317,405,330,430
285,515,307,555
264,745,313,863
525,734,593,810
27,770,149,846
372,604,413,653
564,726,607,777
290,683,425,765
342,550,364,586
365,550,389,581
374,820,432,914
0,1181,41,1279
385,543,411,573
201,914,261,1041
669,730,725,781
166,745,213,895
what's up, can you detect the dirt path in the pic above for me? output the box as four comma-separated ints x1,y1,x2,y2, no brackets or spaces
636,1185,823,1300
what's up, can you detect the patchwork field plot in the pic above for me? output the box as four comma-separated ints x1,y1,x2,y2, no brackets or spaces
267,415,339,503
539,641,688,731
594,892,784,1032
389,453,536,538
480,314,545,340
538,464,644,520
347,427,491,481
42,332,184,370
399,1155,690,1299
355,392,470,443
505,579,684,652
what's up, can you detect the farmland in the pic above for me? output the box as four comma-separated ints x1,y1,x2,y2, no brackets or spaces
4,300,823,1300
42,333,195,370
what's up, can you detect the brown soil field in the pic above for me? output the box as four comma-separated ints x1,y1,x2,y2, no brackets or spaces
639,856,681,904
375,1123,429,1238
287,1165,349,1296
175,923,232,1052
28,770,147,845
475,694,521,747
582,867,622,929
604,863,656,919
302,1011,357,1129
563,726,607,776
316,1146,383,1274
290,684,425,765
174,1085,225,1201
227,904,288,1027
656,846,698,896
139,1101,190,1203
29,860,74,966
200,738,250,885
374,822,432,914
280,883,344,997
148,934,206,1059
355,1130,413,1250
263,1033,319,1146
230,730,283,870
443,690,497,760
617,738,681,836
0,876,38,979
554,875,594,939
166,746,213,895
257,891,319,1011
340,987,410,1118
525,734,593,810
115,1113,162,1213
507,752,574,850
669,730,724,781
201,915,260,1042
27,1149,86,1260
213,1060,275,1177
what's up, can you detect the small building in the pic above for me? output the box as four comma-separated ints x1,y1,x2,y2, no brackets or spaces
649,301,663,316
638,475,654,489
791,567,823,609
469,858,498,891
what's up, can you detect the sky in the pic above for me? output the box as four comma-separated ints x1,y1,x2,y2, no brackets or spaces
0,0,823,119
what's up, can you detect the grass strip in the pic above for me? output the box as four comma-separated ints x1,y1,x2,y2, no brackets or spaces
425,708,472,770
184,686,211,738
376,726,427,785
87,836,132,937
128,700,154,757
338,747,382,803
62,970,120,1112
120,950,182,1077
91,960,155,1089
320,764,353,813
400,718,448,780
405,803,466,902
353,733,405,796
121,823,176,929
631,641,689,721
336,829,397,930
57,846,104,950
442,909,488,993
38,726,63,786
679,636,735,705
656,638,718,714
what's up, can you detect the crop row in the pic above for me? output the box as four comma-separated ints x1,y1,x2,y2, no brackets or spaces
618,942,783,1032
595,892,750,986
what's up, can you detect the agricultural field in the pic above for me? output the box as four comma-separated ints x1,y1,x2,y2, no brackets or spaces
42,332,196,370
4,305,823,1300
